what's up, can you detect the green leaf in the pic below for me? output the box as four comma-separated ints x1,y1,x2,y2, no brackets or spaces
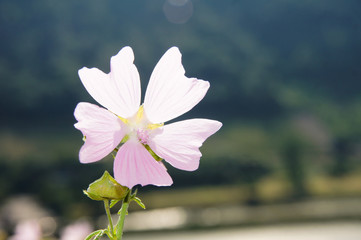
84,229,104,240
93,231,105,240
110,199,120,208
133,197,146,209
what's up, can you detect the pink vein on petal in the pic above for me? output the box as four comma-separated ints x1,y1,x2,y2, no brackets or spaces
144,47,210,123
114,141,173,188
149,119,222,171
78,47,141,118
74,102,126,163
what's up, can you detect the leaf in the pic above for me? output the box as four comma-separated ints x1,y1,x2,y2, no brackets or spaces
110,199,120,208
93,230,105,240
133,197,146,209
84,230,104,240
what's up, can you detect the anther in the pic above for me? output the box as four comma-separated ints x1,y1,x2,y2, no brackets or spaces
137,129,149,144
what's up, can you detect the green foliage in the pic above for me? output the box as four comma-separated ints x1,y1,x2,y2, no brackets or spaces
132,197,146,210
281,135,308,198
85,230,105,240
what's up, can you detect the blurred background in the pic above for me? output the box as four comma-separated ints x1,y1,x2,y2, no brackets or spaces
1,0,361,239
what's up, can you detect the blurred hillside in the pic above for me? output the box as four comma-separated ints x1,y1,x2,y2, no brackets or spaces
0,0,361,230
1,1,361,124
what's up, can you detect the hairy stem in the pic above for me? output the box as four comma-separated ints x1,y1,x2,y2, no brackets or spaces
116,192,130,240
104,200,115,239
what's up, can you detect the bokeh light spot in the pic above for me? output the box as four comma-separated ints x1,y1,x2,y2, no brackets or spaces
163,0,194,24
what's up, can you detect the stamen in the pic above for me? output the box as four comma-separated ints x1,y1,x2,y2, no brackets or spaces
137,128,149,144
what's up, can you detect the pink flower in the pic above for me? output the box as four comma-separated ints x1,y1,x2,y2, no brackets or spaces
9,220,41,240
74,47,222,188
60,221,93,240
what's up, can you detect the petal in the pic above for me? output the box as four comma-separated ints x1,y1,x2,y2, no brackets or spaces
78,46,141,118
114,141,173,189
148,119,222,171
144,47,210,123
74,102,126,163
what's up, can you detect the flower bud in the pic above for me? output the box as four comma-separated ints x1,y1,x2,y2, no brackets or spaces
83,171,128,201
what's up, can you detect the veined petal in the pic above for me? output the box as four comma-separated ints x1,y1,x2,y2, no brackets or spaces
144,47,210,123
148,119,222,171
78,46,141,118
114,141,173,189
74,102,126,163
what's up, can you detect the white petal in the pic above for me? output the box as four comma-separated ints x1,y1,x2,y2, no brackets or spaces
144,47,210,123
148,119,222,171
74,102,126,163
78,46,141,118
114,141,173,189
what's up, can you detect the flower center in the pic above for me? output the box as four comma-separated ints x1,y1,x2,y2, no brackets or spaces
118,105,163,145
137,128,149,144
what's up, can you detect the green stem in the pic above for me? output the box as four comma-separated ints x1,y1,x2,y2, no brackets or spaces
115,192,130,240
104,200,115,238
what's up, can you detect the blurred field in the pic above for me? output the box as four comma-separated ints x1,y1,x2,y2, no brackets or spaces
137,173,361,210
125,221,361,240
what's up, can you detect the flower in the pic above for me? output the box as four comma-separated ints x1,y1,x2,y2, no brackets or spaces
74,46,222,188
9,220,41,240
60,221,93,240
